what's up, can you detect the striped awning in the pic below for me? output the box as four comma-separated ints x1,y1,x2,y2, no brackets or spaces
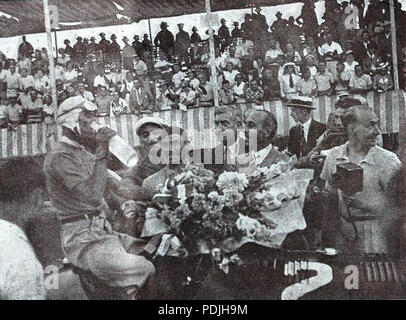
0,0,303,37
0,90,404,159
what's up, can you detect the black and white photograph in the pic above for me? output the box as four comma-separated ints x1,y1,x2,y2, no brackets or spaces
0,0,406,305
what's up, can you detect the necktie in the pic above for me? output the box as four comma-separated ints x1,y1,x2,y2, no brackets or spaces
299,124,306,157
137,89,141,105
289,74,294,88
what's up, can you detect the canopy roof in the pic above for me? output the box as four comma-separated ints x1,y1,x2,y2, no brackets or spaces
0,0,304,37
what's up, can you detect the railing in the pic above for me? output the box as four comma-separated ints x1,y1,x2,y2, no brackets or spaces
0,90,405,159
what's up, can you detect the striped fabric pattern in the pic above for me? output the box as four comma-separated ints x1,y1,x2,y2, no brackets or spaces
1,90,405,159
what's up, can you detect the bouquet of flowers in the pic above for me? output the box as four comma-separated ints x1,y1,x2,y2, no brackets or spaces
146,161,312,256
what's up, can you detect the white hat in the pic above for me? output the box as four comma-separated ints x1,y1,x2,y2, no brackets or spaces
57,96,98,131
135,116,170,136
284,95,315,109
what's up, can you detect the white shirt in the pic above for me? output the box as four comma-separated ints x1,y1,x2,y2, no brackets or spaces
63,69,78,82
78,90,95,102
0,69,10,81
223,70,239,87
301,117,312,142
318,41,343,58
343,60,359,76
93,74,109,88
0,219,45,299
254,143,274,165
265,48,284,60
172,71,185,87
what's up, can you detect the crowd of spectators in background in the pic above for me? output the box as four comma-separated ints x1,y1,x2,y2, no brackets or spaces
0,0,405,130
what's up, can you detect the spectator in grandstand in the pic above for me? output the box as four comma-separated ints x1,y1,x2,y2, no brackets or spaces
303,36,319,65
6,62,21,99
314,61,334,96
262,66,281,100
63,61,78,84
218,18,231,54
354,29,374,63
297,67,317,97
373,62,394,93
64,39,74,58
133,53,148,77
6,96,22,131
155,51,173,75
33,69,50,94
93,64,111,89
179,80,197,109
246,79,264,105
233,73,247,103
18,35,34,60
265,38,285,65
285,41,302,65
120,71,135,102
19,87,43,124
57,48,70,66
122,36,136,71
175,23,191,65
362,44,382,75
349,65,373,94
17,53,33,75
332,61,351,94
42,94,56,124
142,34,152,52
154,22,175,61
88,36,98,55
20,68,35,91
296,0,318,37
129,77,155,113
318,32,343,78
109,34,121,67
279,62,300,99
77,81,95,102
223,62,240,87
222,45,242,70
218,80,235,105
110,90,130,116
172,64,185,88
73,36,86,65
271,11,288,50
196,72,213,106
304,55,318,77
187,69,200,90
343,50,359,76
98,32,110,56
132,35,144,59
109,64,126,86
231,22,242,39
190,26,201,45
95,85,113,116
32,49,48,71
377,21,393,63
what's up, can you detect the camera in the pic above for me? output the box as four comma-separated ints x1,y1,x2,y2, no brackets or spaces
332,162,363,194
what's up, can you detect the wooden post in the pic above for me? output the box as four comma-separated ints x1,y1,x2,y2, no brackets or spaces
389,0,399,90
54,29,58,58
148,18,154,68
42,0,58,122
205,0,219,108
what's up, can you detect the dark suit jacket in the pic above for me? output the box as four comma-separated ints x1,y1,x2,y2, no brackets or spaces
288,119,326,158
129,87,154,113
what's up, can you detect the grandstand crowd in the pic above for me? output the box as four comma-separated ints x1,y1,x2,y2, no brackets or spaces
0,0,405,130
